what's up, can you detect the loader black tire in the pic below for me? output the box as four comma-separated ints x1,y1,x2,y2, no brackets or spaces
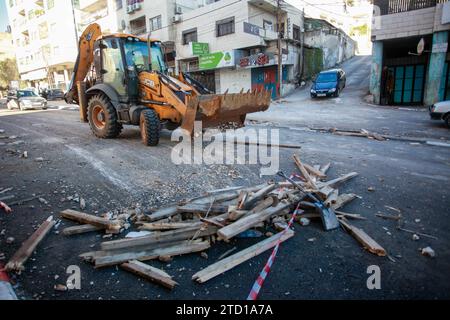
140,109,160,146
87,94,122,139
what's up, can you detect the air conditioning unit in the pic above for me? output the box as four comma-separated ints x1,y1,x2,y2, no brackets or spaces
173,14,182,23
133,2,141,10
175,6,182,14
126,5,134,13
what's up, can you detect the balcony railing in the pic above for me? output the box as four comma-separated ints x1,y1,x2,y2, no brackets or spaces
373,0,449,15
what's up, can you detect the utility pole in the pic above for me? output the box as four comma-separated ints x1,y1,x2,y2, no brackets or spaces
276,0,283,99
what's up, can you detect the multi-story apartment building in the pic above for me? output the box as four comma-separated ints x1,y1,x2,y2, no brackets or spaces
114,0,303,97
173,0,304,98
74,0,120,35
370,0,450,106
6,0,78,90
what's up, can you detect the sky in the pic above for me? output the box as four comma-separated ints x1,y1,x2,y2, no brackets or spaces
0,0,9,32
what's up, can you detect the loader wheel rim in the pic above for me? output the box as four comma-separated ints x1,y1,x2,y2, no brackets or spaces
92,105,106,130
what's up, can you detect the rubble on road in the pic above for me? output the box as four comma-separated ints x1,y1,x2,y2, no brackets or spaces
50,152,387,290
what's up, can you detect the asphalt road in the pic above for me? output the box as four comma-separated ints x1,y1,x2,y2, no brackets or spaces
0,56,449,300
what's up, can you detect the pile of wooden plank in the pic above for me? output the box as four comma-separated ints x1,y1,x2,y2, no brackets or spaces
56,153,386,290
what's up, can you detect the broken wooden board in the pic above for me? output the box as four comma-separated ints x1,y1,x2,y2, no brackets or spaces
320,163,331,175
177,203,229,214
93,240,211,267
62,224,103,236
138,221,202,231
217,202,290,240
192,229,294,283
302,163,327,179
293,154,318,190
101,225,217,251
60,209,121,233
317,186,335,201
6,216,55,272
339,218,386,256
147,205,179,222
324,189,339,207
331,193,357,210
241,184,277,210
120,260,178,289
318,172,358,189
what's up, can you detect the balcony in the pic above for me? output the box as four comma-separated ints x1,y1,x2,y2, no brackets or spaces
373,0,448,15
78,0,107,13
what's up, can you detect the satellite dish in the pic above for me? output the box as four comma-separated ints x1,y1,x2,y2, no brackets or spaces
417,38,425,55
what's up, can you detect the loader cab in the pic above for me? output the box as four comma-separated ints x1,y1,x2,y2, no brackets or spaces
94,35,167,104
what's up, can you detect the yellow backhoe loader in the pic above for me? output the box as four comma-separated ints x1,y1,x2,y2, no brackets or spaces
65,23,271,146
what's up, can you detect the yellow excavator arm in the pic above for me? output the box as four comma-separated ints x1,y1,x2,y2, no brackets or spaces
65,23,102,104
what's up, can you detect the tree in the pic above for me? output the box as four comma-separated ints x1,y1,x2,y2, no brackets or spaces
0,58,20,90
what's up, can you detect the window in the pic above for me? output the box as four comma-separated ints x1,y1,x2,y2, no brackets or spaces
28,10,35,19
293,24,300,41
263,20,273,31
149,15,162,31
39,23,48,39
216,17,234,37
47,0,54,9
182,28,197,45
115,0,122,10
9,0,14,7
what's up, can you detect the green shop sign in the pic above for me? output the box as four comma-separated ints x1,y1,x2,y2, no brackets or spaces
199,51,235,70
191,42,210,56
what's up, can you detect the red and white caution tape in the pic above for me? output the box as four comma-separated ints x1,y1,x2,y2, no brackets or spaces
247,202,302,300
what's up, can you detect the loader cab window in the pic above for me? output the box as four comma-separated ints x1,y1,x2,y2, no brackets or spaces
124,38,167,73
101,38,126,96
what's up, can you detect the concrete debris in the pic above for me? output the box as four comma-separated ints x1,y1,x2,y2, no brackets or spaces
54,284,68,292
6,237,15,244
35,157,44,162
79,198,86,210
412,234,420,241
299,217,310,226
421,247,436,258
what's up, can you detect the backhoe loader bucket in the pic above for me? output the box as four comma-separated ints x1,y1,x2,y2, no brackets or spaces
196,89,272,129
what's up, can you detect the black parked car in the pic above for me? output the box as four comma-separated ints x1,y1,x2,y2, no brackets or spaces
310,69,346,98
41,88,65,100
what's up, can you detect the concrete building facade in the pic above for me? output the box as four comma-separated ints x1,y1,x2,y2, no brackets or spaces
370,0,450,106
74,0,120,35
172,0,304,98
0,32,15,61
6,0,79,91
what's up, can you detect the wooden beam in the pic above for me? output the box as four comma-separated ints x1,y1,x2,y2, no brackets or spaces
320,163,331,175
339,218,386,257
93,240,211,267
293,154,317,190
303,162,327,179
318,172,358,189
217,202,290,240
60,209,121,233
62,224,102,236
241,184,277,210
120,260,178,289
100,225,217,251
147,205,179,222
177,203,229,214
192,230,294,283
331,193,357,210
138,221,201,231
6,216,55,272
324,189,339,207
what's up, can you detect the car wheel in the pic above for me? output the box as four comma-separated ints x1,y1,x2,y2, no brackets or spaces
444,113,450,129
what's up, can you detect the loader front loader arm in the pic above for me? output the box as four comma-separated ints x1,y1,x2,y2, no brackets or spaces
65,23,102,105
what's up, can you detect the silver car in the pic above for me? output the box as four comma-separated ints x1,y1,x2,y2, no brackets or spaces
7,90,47,111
